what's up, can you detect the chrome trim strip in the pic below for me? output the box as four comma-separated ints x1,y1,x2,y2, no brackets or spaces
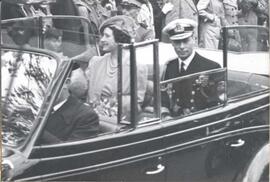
165,126,269,153
163,104,269,138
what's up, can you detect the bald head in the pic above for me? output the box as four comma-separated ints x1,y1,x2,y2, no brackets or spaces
68,69,88,100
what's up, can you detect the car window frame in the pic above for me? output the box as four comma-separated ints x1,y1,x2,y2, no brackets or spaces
118,40,162,127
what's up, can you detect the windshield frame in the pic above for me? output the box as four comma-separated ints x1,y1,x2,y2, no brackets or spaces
1,44,65,152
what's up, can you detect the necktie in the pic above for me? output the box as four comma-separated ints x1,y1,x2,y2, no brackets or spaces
180,62,186,74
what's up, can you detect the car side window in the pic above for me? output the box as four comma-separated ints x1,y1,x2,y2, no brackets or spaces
161,69,226,119
225,27,269,99
135,43,160,123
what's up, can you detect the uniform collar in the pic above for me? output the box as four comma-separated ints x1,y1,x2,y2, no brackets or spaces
178,50,195,71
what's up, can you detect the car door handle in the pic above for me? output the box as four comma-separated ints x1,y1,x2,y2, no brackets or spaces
230,139,245,147
145,164,165,175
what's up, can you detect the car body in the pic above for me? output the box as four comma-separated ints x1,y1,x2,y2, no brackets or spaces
1,17,269,181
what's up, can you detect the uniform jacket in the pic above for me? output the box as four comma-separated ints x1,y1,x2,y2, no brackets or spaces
162,0,199,44
42,95,99,143
162,52,221,116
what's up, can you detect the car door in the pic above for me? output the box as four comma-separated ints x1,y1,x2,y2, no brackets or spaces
160,25,270,181
16,122,165,181
160,67,269,182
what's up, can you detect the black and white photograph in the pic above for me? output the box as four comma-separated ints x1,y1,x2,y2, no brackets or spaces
1,0,269,181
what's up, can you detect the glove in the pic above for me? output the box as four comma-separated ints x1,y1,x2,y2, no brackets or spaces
162,2,174,14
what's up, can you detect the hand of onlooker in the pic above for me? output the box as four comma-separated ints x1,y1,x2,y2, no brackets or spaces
162,2,174,14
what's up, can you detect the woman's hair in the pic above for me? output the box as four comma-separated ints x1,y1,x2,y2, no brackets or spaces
101,25,132,44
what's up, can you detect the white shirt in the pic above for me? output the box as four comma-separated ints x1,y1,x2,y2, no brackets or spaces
53,99,67,112
178,50,195,71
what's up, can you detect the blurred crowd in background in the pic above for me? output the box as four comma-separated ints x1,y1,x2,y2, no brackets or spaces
1,0,269,49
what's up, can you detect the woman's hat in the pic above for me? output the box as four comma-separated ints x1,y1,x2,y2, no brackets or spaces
99,15,136,38
120,0,143,9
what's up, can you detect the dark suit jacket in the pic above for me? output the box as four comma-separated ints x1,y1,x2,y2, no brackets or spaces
42,95,99,143
162,52,221,115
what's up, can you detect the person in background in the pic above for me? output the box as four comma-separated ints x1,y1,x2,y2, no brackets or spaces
222,0,242,51
237,0,259,51
147,0,164,39
86,15,148,120
161,0,199,45
49,0,84,57
75,0,111,35
255,0,269,26
101,0,118,16
120,0,155,42
161,19,221,116
1,0,36,19
7,20,33,47
44,27,68,59
223,0,239,26
137,0,155,37
197,0,227,49
43,27,91,92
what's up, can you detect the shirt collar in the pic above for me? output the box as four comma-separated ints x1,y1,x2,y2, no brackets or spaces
53,99,67,112
178,50,195,71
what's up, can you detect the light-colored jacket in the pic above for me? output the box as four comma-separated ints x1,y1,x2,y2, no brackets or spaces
197,0,227,49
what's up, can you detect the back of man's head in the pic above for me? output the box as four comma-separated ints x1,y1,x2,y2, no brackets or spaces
68,69,88,101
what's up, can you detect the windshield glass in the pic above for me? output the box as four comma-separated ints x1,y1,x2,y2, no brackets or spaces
222,26,269,53
161,69,226,119
1,49,58,147
223,26,269,98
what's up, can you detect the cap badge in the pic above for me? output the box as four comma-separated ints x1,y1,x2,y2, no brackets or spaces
174,23,184,33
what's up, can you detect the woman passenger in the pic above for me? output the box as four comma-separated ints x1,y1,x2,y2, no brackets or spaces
86,15,148,119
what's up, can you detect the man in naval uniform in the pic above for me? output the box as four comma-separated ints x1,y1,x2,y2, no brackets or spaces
161,19,221,117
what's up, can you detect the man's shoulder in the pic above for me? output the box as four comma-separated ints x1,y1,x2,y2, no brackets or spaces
76,100,96,114
166,57,179,66
194,52,221,68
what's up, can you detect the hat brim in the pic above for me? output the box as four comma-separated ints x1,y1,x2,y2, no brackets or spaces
121,0,142,8
99,15,136,38
169,32,193,40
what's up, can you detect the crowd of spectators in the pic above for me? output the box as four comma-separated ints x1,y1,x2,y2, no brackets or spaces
1,0,269,49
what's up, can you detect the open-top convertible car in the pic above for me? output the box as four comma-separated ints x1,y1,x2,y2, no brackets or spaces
1,16,269,181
